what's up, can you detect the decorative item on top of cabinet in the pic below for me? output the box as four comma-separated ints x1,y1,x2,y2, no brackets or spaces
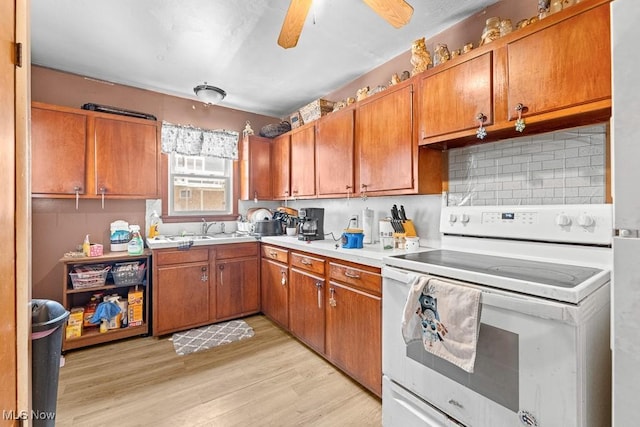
410,37,432,76
242,120,254,136
356,86,370,102
433,43,451,66
479,17,501,46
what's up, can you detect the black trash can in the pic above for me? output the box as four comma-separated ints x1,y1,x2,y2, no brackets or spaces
31,299,69,427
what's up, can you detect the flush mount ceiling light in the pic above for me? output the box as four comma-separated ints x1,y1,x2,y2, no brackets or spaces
194,83,227,106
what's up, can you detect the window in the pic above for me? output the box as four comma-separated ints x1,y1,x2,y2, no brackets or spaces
168,153,233,216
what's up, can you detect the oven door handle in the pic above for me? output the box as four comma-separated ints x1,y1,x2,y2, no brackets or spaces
382,266,418,284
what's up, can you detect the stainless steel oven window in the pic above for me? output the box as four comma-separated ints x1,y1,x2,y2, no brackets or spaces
168,153,233,216
406,323,520,412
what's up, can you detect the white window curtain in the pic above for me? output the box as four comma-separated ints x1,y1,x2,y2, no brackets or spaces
161,121,239,160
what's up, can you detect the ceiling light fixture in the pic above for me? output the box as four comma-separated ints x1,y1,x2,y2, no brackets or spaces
194,83,226,106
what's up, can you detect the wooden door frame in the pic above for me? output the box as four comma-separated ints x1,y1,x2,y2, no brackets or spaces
1,0,31,425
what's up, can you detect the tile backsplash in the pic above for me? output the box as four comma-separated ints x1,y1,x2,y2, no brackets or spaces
447,124,607,206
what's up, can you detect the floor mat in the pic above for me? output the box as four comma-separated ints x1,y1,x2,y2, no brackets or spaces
170,319,255,356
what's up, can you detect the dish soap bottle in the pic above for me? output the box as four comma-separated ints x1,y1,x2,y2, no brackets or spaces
148,211,160,239
82,234,90,256
127,225,144,256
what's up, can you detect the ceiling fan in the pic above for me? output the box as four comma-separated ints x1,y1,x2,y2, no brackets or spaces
277,0,414,49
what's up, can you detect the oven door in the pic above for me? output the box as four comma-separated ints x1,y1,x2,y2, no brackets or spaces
382,267,610,427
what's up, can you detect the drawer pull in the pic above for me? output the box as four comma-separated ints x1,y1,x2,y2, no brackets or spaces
344,270,361,279
301,258,312,266
269,251,278,258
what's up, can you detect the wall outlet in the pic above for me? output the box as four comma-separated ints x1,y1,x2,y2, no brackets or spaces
349,215,359,229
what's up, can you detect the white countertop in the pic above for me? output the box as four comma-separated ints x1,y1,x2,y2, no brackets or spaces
146,233,431,268
260,236,429,268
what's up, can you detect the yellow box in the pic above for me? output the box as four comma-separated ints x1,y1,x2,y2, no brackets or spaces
65,324,82,339
127,287,144,327
68,307,84,326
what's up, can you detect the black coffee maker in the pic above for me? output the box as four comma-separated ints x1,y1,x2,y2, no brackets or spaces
298,208,324,241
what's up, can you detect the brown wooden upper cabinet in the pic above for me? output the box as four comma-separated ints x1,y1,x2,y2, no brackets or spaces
315,107,355,198
271,133,291,200
290,124,316,198
32,104,87,195
356,82,416,196
31,102,159,199
419,0,612,147
504,2,611,123
93,116,158,197
240,135,273,201
419,52,493,140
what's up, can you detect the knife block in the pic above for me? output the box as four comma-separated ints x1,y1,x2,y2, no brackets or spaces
402,219,417,237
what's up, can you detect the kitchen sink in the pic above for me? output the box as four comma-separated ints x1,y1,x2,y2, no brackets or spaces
210,232,246,239
163,235,214,241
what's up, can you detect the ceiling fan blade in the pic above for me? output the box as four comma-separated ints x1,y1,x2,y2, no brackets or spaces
278,0,313,49
362,0,414,28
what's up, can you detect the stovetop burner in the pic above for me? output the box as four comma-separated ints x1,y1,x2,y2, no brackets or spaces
391,250,603,289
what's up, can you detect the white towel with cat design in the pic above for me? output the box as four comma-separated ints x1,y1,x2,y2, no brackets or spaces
401,274,482,373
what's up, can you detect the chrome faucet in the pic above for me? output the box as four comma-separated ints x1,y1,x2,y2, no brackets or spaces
201,219,217,235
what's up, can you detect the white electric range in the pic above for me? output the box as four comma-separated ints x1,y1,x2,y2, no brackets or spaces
382,204,613,427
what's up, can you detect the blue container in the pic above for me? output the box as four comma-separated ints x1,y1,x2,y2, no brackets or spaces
341,232,364,249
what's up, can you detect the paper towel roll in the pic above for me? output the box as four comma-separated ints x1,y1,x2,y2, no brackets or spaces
362,208,374,244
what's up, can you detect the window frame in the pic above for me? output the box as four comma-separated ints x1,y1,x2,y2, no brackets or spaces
161,152,239,223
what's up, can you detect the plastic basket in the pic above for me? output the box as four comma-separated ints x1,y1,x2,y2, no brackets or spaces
69,265,110,289
112,263,146,287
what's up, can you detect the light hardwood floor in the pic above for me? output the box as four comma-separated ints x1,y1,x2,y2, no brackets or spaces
56,315,382,426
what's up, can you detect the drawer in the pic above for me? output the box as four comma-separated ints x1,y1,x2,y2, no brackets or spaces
154,248,209,265
261,245,288,263
329,262,381,295
290,252,325,275
215,242,258,259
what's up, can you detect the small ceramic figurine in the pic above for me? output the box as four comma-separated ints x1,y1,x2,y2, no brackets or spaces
332,100,346,112
243,120,254,136
410,37,432,76
462,43,474,54
346,97,356,105
356,86,370,102
390,73,401,85
433,43,451,66
400,70,411,81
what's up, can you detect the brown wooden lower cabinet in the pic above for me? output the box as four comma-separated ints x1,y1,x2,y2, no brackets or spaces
326,280,381,396
261,245,382,397
289,267,326,354
214,257,260,321
261,257,290,329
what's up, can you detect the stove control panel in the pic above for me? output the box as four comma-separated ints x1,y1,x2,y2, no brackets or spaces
441,204,613,245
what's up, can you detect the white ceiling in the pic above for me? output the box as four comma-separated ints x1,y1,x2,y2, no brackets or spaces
30,0,496,118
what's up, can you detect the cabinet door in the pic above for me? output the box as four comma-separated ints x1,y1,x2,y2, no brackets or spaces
316,108,355,197
420,52,493,139
31,106,87,195
214,257,260,320
326,281,382,396
506,4,611,120
155,262,210,335
94,117,158,197
271,133,291,199
356,84,415,194
289,268,325,354
261,258,289,329
240,135,273,201
290,125,316,198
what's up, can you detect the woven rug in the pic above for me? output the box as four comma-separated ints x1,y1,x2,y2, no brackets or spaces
170,319,254,356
